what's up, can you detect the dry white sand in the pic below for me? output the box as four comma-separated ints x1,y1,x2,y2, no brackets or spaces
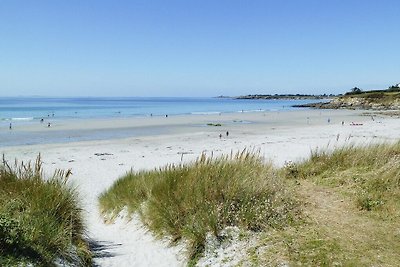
1,109,399,266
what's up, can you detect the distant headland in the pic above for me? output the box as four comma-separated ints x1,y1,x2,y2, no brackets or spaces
230,83,400,110
293,85,400,110
233,94,333,100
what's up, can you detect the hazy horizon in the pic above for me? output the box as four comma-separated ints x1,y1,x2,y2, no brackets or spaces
1,1,399,97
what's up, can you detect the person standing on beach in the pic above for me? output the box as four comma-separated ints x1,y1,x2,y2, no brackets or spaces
9,123,12,130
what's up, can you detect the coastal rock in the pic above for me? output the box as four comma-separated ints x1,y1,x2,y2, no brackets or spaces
294,95,400,110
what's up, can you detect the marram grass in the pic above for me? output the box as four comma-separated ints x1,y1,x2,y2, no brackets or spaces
101,142,400,266
99,150,299,260
0,155,92,266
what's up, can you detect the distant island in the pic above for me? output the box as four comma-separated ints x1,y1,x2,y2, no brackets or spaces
234,94,333,100
293,85,400,110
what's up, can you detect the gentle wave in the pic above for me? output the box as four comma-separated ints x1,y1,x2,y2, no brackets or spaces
191,111,222,115
5,117,35,121
236,109,266,113
232,120,253,124
0,97,325,122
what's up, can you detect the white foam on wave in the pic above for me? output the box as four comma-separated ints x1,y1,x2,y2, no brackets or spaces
236,109,266,113
191,111,221,115
11,117,34,121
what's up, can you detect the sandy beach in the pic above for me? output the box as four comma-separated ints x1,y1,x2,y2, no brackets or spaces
1,109,399,266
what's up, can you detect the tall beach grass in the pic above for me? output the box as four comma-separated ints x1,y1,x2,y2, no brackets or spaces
101,142,400,266
99,150,299,261
0,155,92,266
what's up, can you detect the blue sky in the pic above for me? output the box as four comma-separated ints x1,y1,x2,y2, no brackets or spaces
0,0,399,97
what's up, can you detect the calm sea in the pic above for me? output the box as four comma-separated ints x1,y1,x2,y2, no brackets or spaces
0,97,323,123
0,97,325,146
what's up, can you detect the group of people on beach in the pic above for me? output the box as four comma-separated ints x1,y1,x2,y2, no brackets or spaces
8,117,52,130
219,131,229,139
41,118,51,127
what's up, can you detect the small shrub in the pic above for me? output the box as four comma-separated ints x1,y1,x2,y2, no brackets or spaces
357,195,384,211
283,161,299,180
0,214,24,251
345,87,363,95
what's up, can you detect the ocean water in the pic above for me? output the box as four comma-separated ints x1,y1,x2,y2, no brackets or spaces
0,97,325,146
0,97,323,123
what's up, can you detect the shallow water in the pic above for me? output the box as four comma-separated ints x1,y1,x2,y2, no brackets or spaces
0,97,324,122
0,97,326,146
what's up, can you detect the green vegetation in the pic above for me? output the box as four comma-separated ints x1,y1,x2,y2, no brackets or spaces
344,87,400,99
294,142,400,214
330,87,400,110
99,151,299,261
254,142,400,266
347,86,363,94
346,90,400,101
100,142,400,266
206,123,222,126
345,84,400,95
0,156,92,266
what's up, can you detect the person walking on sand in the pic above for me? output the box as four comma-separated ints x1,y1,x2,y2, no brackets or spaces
226,131,229,137
9,123,12,130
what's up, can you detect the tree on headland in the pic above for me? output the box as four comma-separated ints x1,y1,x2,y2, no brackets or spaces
345,87,363,95
351,87,362,94
388,83,400,92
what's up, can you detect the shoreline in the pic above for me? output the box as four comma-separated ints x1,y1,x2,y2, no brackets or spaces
1,108,367,147
1,109,399,266
0,97,324,127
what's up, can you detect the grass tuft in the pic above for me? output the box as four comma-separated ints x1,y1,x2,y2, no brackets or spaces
99,150,299,260
0,155,92,266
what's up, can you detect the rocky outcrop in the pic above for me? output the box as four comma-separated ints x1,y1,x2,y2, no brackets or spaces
294,96,400,110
